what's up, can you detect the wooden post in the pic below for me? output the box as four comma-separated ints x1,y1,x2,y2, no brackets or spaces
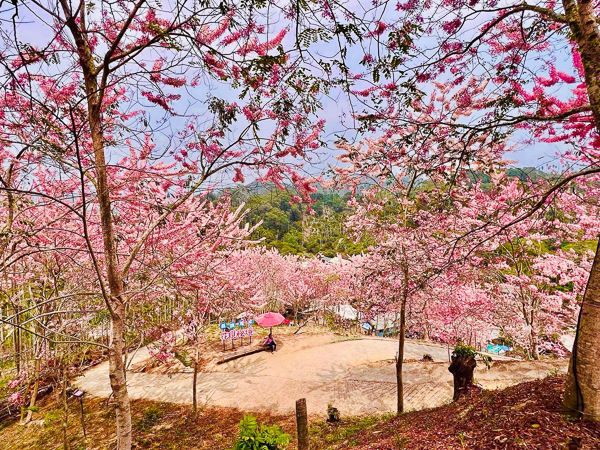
296,398,309,450
79,397,86,438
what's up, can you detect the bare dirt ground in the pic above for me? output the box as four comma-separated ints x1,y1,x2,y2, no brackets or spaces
75,333,567,417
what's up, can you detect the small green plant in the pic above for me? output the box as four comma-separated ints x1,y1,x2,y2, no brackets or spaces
135,405,163,431
143,405,163,425
327,404,340,423
548,368,560,377
232,415,291,450
453,343,492,368
393,434,409,449
27,405,39,413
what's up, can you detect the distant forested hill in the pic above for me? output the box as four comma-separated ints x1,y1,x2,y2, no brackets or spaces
219,167,557,256
222,183,369,256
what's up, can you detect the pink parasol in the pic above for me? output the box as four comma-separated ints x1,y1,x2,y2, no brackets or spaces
254,312,285,327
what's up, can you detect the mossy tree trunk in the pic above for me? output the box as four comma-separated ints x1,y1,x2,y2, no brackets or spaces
448,354,477,401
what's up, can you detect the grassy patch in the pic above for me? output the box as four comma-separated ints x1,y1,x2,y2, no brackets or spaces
309,414,392,448
0,394,296,450
134,405,163,432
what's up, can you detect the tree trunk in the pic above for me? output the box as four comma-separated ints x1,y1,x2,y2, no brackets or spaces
530,326,539,361
20,377,33,423
62,366,69,450
24,358,40,424
59,3,134,446
448,354,477,401
396,261,409,414
563,239,600,419
13,304,20,373
396,298,406,414
560,0,600,419
192,349,198,415
109,305,132,448
1,305,4,344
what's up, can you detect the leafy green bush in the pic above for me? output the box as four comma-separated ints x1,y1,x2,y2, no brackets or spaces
232,415,291,450
452,343,492,368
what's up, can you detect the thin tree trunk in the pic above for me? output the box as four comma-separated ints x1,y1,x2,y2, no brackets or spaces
109,305,132,448
62,366,69,450
20,377,33,423
59,2,134,445
193,348,198,415
396,297,406,414
1,305,4,343
530,325,539,361
24,358,41,424
396,261,409,414
13,304,20,373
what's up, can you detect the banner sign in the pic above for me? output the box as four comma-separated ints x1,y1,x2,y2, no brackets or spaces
220,326,254,342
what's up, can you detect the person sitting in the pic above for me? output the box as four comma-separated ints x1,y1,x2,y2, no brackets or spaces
263,332,277,353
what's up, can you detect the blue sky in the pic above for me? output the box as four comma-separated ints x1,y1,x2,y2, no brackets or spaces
0,0,580,182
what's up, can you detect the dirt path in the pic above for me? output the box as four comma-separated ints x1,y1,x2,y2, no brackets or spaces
75,336,567,417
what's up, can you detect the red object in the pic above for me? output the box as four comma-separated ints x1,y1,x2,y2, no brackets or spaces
283,319,290,325
254,312,285,327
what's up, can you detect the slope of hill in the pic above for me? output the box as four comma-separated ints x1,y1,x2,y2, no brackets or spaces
1,376,597,450
311,376,599,449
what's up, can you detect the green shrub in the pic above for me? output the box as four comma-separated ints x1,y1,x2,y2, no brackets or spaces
135,405,163,431
453,343,492,368
327,404,340,423
232,415,291,450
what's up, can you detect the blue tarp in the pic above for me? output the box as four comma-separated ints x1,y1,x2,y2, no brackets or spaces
487,344,511,354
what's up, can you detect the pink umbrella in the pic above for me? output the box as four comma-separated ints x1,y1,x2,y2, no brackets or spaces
254,312,285,327
254,312,286,335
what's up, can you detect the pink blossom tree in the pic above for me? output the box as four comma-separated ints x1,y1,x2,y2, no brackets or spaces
0,1,326,446
323,0,600,417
